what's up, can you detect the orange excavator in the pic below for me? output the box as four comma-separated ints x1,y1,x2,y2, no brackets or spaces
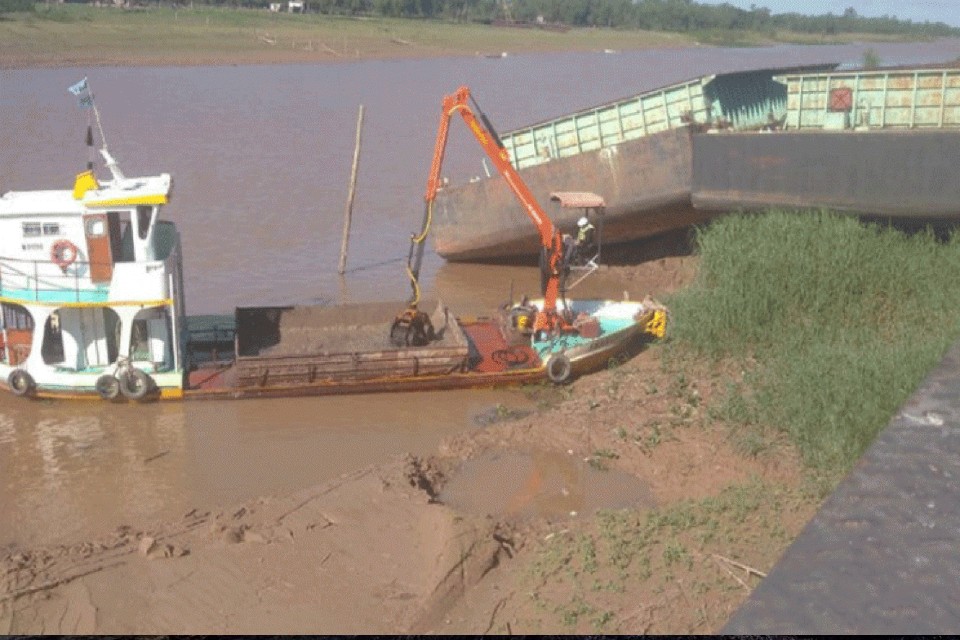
391,86,577,347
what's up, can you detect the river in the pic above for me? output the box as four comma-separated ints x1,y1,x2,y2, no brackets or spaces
3,39,960,547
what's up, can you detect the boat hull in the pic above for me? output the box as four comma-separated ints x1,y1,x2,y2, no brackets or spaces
433,127,707,261
0,300,661,401
692,130,960,219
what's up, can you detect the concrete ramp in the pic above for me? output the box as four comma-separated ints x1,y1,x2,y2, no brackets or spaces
724,341,960,634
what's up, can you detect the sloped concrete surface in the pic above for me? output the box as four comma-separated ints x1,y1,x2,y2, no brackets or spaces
724,342,960,634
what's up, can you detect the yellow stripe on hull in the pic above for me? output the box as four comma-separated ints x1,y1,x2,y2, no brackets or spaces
85,194,169,207
0,296,173,309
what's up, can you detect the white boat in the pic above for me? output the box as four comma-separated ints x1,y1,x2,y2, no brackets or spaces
0,149,188,401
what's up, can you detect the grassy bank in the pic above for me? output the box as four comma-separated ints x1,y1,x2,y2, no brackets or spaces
665,210,960,471
0,4,926,69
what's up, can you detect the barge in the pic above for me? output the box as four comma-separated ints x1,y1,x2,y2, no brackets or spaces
434,63,960,262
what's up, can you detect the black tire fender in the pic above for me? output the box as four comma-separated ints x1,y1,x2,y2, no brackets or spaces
7,369,35,397
119,368,152,401
546,353,572,385
95,374,121,401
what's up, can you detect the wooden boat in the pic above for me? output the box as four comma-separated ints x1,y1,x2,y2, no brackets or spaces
180,298,665,401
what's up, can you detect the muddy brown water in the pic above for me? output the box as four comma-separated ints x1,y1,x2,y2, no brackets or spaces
438,449,655,520
3,40,960,547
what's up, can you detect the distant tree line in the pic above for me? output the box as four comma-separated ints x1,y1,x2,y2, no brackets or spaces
4,0,958,39
275,0,960,38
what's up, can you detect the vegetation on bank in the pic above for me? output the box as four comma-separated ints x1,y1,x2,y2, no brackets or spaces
4,0,956,40
665,210,960,471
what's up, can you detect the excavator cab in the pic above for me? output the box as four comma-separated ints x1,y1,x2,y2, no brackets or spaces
550,191,605,291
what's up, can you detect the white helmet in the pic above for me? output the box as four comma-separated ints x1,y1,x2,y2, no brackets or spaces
577,216,589,227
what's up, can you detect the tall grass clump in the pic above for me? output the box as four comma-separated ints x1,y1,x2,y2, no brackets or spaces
666,209,960,470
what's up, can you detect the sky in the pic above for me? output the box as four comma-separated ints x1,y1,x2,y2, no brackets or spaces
696,0,960,28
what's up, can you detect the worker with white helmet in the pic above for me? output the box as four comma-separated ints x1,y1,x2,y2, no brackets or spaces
575,215,596,264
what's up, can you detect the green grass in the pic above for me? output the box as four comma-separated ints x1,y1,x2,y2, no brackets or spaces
665,209,960,470
523,478,808,632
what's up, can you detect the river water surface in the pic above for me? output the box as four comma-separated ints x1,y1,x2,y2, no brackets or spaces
3,39,960,546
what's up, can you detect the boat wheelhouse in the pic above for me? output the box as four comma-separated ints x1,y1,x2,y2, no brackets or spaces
0,156,187,401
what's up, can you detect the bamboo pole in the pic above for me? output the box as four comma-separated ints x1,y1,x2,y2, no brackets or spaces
338,104,364,275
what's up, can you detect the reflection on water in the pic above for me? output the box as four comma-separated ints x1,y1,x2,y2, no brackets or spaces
3,39,960,546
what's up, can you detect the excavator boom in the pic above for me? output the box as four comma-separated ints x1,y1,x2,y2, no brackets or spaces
416,86,571,337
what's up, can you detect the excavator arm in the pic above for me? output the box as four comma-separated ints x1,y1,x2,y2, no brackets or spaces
407,86,572,339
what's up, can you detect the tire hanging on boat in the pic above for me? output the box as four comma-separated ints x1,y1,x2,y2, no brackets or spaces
7,369,35,397
546,353,572,384
95,374,121,401
119,368,152,401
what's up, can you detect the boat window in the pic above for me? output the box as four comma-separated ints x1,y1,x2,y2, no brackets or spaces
2,303,34,330
85,216,107,238
22,222,41,238
42,223,60,236
1,303,34,366
107,210,135,263
104,309,120,364
130,319,151,361
41,313,65,365
137,206,153,240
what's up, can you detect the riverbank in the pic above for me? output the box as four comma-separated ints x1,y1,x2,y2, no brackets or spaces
0,4,923,69
0,256,823,635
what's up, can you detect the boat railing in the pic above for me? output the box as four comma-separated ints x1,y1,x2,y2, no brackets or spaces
0,255,110,304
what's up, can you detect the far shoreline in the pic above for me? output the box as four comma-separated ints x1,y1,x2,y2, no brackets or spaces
0,5,939,72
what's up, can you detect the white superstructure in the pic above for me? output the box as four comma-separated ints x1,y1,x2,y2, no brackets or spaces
0,152,187,401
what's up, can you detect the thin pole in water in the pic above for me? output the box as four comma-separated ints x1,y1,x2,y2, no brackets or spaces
338,104,364,275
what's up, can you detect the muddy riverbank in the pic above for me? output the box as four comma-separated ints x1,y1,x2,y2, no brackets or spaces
0,256,821,634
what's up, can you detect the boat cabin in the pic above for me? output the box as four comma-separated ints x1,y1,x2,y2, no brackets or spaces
0,164,186,400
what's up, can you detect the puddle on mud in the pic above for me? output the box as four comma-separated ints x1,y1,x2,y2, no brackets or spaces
437,449,654,520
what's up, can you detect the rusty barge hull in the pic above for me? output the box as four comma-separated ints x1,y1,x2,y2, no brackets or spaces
692,130,960,219
433,127,708,261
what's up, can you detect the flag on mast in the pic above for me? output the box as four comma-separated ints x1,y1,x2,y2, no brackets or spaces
68,77,93,109
67,77,88,96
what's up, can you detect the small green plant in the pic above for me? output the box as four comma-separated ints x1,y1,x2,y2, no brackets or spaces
559,596,595,628
576,533,598,574
593,609,616,631
641,422,663,449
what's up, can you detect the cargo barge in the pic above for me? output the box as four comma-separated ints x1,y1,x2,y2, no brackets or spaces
435,63,960,262
693,65,960,218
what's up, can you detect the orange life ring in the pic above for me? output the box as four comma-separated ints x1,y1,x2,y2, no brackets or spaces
51,239,79,271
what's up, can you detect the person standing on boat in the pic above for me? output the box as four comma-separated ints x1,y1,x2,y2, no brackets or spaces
575,216,596,265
